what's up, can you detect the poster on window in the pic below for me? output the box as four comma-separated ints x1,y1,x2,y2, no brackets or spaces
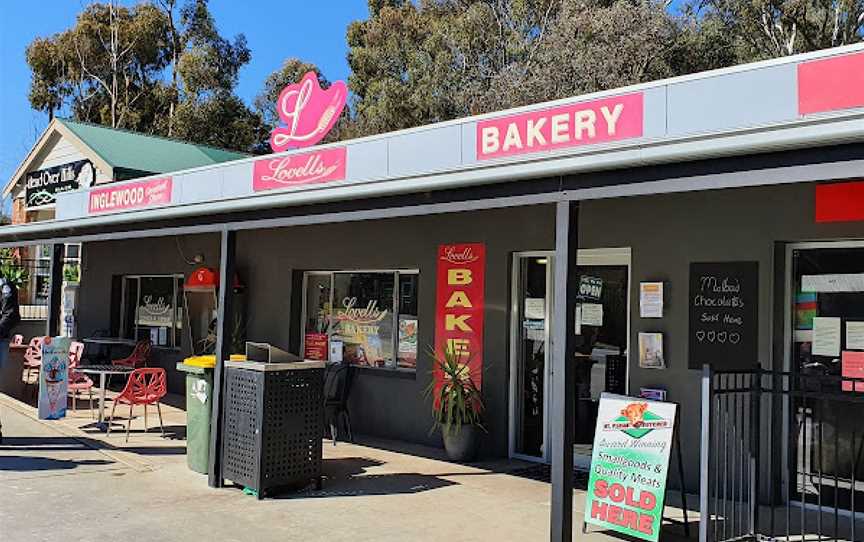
304,333,329,361
136,295,175,327
584,393,677,542
331,273,395,367
398,318,418,368
434,243,486,389
38,337,71,420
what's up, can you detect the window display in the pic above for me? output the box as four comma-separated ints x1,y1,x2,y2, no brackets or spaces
301,270,419,370
121,275,184,347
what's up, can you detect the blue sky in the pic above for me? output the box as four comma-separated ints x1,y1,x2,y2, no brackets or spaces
0,0,368,205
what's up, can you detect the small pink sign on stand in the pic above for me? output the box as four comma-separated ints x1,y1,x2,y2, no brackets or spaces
89,177,173,214
253,148,347,192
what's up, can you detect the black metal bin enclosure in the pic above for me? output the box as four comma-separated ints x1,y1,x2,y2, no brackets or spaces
221,360,325,498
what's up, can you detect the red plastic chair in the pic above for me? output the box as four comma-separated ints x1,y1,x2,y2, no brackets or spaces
107,368,167,442
112,340,152,369
22,337,46,400
67,341,94,418
23,336,44,367
11,334,23,346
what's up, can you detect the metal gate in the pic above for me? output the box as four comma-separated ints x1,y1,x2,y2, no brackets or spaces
699,365,864,542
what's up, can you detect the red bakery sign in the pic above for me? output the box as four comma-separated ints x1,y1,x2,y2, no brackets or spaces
434,243,486,390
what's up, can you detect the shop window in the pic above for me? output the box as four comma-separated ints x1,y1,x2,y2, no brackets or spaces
120,275,184,348
302,270,419,370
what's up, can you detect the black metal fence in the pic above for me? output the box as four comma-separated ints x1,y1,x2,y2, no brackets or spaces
700,365,864,542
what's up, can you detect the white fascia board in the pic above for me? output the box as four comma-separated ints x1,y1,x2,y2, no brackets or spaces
2,109,862,243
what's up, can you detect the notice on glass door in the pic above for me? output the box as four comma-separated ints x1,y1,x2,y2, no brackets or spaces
581,303,604,326
812,316,841,357
845,321,864,351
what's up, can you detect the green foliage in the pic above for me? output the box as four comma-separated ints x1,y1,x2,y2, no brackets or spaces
0,249,28,289
424,345,485,436
63,264,80,283
25,0,260,152
690,0,864,59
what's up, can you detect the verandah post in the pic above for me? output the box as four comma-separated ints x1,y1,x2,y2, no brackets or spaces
208,229,236,488
699,363,714,542
550,200,579,542
46,243,64,337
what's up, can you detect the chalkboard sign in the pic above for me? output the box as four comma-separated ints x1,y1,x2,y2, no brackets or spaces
689,261,758,370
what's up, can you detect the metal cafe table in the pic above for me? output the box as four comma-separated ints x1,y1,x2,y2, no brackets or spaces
78,364,134,430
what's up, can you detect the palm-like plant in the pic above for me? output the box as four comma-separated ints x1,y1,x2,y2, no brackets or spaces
425,345,484,435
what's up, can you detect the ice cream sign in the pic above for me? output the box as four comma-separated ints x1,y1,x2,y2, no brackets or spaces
476,92,643,160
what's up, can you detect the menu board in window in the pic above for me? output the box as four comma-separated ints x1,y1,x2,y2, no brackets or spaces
331,273,395,368
688,262,759,370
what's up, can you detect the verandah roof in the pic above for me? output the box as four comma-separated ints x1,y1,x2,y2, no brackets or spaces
0,44,862,246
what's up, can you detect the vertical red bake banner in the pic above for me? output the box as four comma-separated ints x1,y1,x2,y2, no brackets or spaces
434,243,486,390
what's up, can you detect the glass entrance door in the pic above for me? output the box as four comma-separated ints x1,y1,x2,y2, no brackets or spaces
787,243,864,511
572,254,630,462
510,253,552,460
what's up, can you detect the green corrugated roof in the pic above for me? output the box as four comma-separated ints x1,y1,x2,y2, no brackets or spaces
58,118,249,174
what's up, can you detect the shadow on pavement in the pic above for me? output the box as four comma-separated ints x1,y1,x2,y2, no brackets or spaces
271,456,458,499
0,436,92,452
0,455,114,472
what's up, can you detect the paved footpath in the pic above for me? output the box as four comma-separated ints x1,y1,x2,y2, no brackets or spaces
0,396,693,542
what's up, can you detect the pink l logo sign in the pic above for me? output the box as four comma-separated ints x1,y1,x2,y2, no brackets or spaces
269,71,347,152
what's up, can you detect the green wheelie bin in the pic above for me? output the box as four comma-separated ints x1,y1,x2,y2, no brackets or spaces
177,361,214,474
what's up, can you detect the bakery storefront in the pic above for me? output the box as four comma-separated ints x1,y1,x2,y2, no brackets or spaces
1,44,864,538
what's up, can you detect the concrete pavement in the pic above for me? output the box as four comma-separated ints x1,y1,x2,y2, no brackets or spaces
0,394,695,542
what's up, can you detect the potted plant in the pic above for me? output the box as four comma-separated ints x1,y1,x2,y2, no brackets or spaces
425,346,484,462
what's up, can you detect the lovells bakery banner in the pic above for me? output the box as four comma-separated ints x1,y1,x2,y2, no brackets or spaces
585,393,677,542
434,243,486,389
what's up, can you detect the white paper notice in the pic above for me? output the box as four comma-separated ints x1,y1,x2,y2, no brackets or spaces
846,321,864,351
640,282,664,318
813,317,842,357
581,303,604,326
524,298,545,320
329,340,343,363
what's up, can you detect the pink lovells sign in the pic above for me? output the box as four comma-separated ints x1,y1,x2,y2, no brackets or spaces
269,71,347,152
88,177,173,214
476,92,644,160
253,147,347,192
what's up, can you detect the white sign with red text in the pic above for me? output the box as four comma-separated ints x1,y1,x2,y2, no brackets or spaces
88,177,173,214
476,92,644,160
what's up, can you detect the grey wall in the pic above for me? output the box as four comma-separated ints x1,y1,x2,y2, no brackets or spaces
579,180,864,489
78,233,221,394
235,205,556,454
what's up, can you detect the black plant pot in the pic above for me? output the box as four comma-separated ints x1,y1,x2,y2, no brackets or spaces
442,424,478,462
